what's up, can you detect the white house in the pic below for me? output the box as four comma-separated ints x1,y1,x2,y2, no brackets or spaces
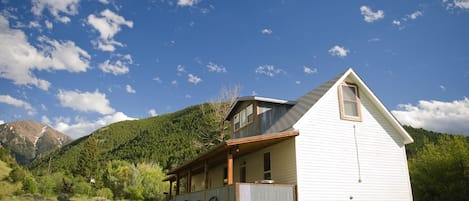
165,68,414,201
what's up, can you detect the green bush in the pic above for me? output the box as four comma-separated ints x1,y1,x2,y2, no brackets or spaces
73,181,92,196
21,175,38,194
96,188,113,200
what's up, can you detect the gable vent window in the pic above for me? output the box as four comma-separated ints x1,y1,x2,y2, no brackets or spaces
339,83,362,121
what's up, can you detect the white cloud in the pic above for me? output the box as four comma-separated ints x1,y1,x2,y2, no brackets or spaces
207,62,227,73
0,120,4,125
45,20,53,29
368,38,381,42
87,9,133,52
188,74,202,84
177,64,186,75
392,20,401,26
153,77,162,83
295,81,301,85
178,0,200,7
392,97,469,135
148,109,157,117
255,65,285,77
126,84,136,94
443,0,469,10
57,89,115,115
171,80,178,85
408,11,423,20
0,95,35,115
0,16,90,90
99,0,110,4
53,112,135,139
360,5,384,23
328,45,350,58
32,0,80,23
261,28,272,35
41,115,52,125
303,66,318,74
439,85,447,91
185,94,192,99
99,58,130,75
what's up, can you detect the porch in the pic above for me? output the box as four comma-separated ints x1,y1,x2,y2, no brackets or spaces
173,183,296,201
164,131,299,201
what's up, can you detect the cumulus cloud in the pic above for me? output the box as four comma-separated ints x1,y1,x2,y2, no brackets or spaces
392,20,401,26
148,109,157,117
0,120,4,125
360,5,384,23
392,97,469,135
126,84,136,93
32,0,80,23
188,74,202,84
443,0,469,10
207,62,227,73
178,0,200,7
87,9,133,52
328,45,350,58
57,89,115,115
303,66,318,74
0,16,90,90
255,65,285,77
99,60,129,75
45,20,53,29
261,28,273,35
0,95,35,115
52,112,135,139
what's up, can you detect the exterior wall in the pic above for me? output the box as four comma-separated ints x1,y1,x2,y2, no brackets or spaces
234,138,297,184
232,101,257,138
258,102,292,134
186,138,298,194
293,78,413,201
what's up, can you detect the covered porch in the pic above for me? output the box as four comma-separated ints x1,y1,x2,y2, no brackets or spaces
164,130,299,201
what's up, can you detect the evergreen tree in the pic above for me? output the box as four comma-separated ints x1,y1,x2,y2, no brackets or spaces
75,137,98,179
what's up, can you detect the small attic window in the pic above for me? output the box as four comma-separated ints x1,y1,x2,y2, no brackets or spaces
338,83,362,121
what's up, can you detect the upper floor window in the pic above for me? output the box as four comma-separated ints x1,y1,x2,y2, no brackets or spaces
233,104,254,131
338,83,362,121
263,152,271,180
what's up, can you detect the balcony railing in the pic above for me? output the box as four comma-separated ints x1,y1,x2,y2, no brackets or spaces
173,183,296,201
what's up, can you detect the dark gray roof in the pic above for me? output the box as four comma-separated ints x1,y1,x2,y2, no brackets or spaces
265,71,344,133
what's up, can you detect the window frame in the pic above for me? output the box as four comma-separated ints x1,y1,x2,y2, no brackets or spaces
338,82,362,122
233,103,256,131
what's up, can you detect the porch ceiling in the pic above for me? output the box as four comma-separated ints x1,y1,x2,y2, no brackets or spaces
167,130,299,176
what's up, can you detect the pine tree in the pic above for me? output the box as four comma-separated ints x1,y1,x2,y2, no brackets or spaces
75,136,98,179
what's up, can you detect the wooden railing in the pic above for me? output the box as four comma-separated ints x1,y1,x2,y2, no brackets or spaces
173,183,296,201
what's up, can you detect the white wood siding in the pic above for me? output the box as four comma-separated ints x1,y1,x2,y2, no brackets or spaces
293,79,412,201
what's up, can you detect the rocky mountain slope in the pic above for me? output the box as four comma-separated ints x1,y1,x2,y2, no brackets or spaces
0,120,72,164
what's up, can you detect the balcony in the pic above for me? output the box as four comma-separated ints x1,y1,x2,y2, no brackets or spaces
172,183,296,201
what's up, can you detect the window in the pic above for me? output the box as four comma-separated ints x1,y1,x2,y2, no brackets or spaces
234,114,240,130
339,83,361,121
263,152,271,180
233,104,255,131
240,161,246,182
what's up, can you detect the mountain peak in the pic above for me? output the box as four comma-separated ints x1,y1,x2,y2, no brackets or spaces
0,120,72,164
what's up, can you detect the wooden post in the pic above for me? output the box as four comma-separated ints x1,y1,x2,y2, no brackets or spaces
169,180,173,199
204,160,209,190
227,151,233,185
187,168,192,193
175,173,180,195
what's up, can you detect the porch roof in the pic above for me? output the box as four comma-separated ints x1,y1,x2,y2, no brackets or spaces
166,130,299,177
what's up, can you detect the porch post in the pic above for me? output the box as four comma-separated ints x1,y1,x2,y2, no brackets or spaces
204,160,209,190
169,180,173,199
187,168,192,193
227,151,233,185
175,173,180,195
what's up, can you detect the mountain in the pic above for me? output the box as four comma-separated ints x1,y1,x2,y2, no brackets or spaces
0,120,72,165
28,103,225,174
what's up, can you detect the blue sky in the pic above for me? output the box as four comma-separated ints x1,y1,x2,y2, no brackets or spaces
0,0,468,138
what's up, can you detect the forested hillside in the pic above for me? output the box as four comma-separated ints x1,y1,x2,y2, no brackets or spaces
28,103,226,175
